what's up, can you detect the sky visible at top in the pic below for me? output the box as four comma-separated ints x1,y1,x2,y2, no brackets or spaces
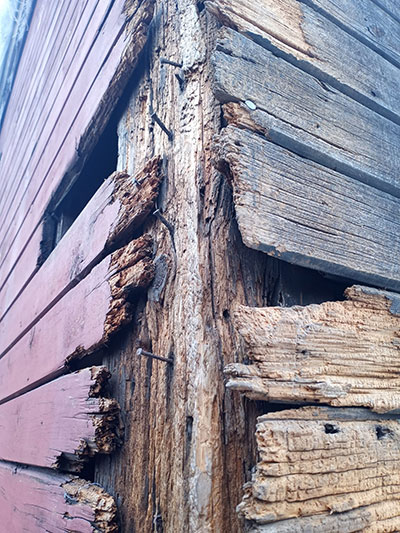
0,0,19,71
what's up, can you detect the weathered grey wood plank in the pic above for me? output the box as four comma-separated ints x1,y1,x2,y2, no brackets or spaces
0,367,120,470
207,0,400,125
303,0,400,69
0,461,117,532
217,125,400,289
372,0,400,24
225,286,400,412
212,28,400,196
238,406,400,531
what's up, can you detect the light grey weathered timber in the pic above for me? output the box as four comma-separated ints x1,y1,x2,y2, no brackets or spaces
208,0,400,126
213,28,400,197
217,125,400,289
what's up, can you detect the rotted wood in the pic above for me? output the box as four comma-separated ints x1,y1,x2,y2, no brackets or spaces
0,461,117,532
217,125,400,290
0,367,120,471
225,285,400,412
238,406,400,532
207,0,400,125
0,156,162,357
0,236,155,404
212,28,400,197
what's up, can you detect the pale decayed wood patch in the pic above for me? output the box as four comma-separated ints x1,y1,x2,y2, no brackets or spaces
225,285,400,413
239,407,400,532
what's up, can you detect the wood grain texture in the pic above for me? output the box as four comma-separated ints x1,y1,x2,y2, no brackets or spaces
225,285,400,412
0,461,117,532
0,0,99,224
217,124,400,289
0,367,119,470
373,0,400,24
207,0,400,125
0,0,155,301
238,406,400,532
0,237,155,403
302,0,400,69
0,157,162,357
212,28,400,197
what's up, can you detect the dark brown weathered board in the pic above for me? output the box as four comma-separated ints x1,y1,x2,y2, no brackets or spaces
212,28,400,196
238,406,400,532
0,237,154,404
0,0,154,301
208,0,400,124
217,125,400,290
225,286,400,412
0,157,162,357
0,367,119,469
0,461,117,532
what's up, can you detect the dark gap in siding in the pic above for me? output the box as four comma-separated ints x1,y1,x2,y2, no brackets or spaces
264,255,349,307
39,117,118,265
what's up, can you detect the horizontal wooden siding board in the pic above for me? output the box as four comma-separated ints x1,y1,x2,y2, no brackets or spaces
212,28,400,197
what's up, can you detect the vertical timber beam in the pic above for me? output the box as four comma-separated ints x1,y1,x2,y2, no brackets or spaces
94,0,274,531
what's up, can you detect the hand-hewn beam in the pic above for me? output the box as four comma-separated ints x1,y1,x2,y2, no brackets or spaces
225,285,400,413
238,406,400,531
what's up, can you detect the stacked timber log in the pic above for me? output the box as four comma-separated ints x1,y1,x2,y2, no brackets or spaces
210,0,400,531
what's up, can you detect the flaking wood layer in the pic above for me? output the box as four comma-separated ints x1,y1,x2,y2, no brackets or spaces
239,407,400,532
226,285,400,412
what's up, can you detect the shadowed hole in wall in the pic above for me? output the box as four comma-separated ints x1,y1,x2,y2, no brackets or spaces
39,116,119,265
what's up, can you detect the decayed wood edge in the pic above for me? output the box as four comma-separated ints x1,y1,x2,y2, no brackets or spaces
98,236,156,348
107,155,162,247
0,0,156,310
0,460,118,532
0,156,162,360
0,236,155,405
0,367,121,471
62,478,118,532
57,366,122,470
237,406,400,532
224,285,400,412
205,0,400,126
